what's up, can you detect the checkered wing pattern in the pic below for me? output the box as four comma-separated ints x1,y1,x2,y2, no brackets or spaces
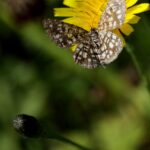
99,0,126,30
43,19,87,48
43,0,126,68
73,0,125,68
73,29,123,68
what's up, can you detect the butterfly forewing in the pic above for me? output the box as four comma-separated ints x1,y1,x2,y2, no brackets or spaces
99,0,126,30
43,19,87,48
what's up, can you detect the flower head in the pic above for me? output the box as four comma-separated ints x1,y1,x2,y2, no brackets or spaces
54,0,109,31
54,0,150,43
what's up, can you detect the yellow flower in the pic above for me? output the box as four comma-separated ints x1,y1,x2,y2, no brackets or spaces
54,0,109,31
54,0,150,45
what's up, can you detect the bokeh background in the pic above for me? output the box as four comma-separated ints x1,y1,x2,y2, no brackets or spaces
0,0,150,150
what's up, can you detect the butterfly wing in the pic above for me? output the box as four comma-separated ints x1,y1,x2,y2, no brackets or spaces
43,19,87,48
97,30,123,64
43,0,126,68
73,29,123,68
99,0,126,30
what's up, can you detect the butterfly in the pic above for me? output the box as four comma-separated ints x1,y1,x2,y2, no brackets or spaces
43,0,126,68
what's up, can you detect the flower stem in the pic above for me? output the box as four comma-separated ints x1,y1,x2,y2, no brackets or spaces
126,44,150,93
48,134,91,150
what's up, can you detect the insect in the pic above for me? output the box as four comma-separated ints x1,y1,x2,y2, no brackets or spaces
43,0,126,68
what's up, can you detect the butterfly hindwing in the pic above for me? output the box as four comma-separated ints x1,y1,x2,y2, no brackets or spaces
73,29,123,68
97,30,123,64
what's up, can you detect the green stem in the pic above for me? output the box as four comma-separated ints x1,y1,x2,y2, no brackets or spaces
54,134,91,150
42,132,91,150
126,44,142,77
126,44,150,93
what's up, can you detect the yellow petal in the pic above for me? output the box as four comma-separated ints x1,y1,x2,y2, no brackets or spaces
70,44,78,52
125,14,141,24
63,0,77,7
62,17,91,31
126,0,138,8
54,8,76,17
54,0,108,31
120,24,134,36
127,3,150,15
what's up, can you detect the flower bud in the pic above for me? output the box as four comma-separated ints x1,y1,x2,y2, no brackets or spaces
13,114,42,138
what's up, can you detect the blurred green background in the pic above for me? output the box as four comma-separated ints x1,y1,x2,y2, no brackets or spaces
0,0,150,150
